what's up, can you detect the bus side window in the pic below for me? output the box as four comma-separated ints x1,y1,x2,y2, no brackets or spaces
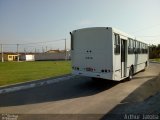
139,42,141,54
128,38,134,54
141,42,143,54
133,40,136,53
134,41,137,54
142,43,144,54
145,44,148,53
128,39,131,54
137,42,140,54
139,42,142,54
114,33,120,54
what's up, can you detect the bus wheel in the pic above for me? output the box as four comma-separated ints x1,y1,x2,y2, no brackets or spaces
143,61,148,71
128,67,133,80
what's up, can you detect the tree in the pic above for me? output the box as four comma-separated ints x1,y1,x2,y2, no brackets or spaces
149,44,160,59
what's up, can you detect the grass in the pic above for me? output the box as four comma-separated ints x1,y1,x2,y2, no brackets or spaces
0,61,71,86
150,58,160,62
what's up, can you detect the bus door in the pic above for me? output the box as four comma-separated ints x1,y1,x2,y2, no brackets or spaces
121,39,127,77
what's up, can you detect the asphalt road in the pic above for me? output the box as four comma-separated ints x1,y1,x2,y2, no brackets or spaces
0,63,159,118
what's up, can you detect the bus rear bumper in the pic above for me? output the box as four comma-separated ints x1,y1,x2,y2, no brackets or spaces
72,70,113,80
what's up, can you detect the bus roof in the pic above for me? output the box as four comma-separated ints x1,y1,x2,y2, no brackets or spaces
72,27,147,45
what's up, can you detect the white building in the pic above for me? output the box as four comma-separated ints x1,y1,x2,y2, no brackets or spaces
20,54,35,61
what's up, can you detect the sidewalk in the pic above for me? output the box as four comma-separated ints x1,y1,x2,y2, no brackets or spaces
149,60,160,64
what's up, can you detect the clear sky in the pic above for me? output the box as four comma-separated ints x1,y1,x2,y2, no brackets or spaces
0,0,160,52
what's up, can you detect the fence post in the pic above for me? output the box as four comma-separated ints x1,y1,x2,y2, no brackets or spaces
17,44,19,62
65,39,67,60
1,44,4,62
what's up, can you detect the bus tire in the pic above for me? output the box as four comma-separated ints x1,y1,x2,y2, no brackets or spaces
142,61,147,72
128,67,133,80
143,61,148,71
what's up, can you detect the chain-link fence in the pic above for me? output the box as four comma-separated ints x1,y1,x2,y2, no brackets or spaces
0,39,70,62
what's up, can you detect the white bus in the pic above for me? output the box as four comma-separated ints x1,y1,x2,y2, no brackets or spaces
70,27,149,81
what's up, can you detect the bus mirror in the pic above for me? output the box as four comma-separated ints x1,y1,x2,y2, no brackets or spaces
70,32,74,50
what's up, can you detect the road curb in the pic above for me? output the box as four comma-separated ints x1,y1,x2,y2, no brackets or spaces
0,74,75,94
149,61,160,64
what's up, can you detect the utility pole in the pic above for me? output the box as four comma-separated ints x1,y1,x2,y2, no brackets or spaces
1,44,4,62
46,46,48,52
24,48,26,55
17,44,19,62
42,47,44,53
65,38,67,60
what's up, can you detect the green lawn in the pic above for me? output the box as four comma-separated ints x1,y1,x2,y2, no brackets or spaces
150,58,160,62
0,61,71,86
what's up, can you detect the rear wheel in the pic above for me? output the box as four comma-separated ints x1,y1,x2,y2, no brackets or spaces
128,67,133,80
144,61,148,71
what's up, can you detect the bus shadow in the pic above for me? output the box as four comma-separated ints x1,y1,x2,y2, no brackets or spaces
133,75,157,79
121,75,157,83
0,77,119,107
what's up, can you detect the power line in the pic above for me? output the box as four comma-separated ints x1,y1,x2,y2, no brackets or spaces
0,38,66,45
0,38,67,54
2,44,17,45
20,39,65,45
